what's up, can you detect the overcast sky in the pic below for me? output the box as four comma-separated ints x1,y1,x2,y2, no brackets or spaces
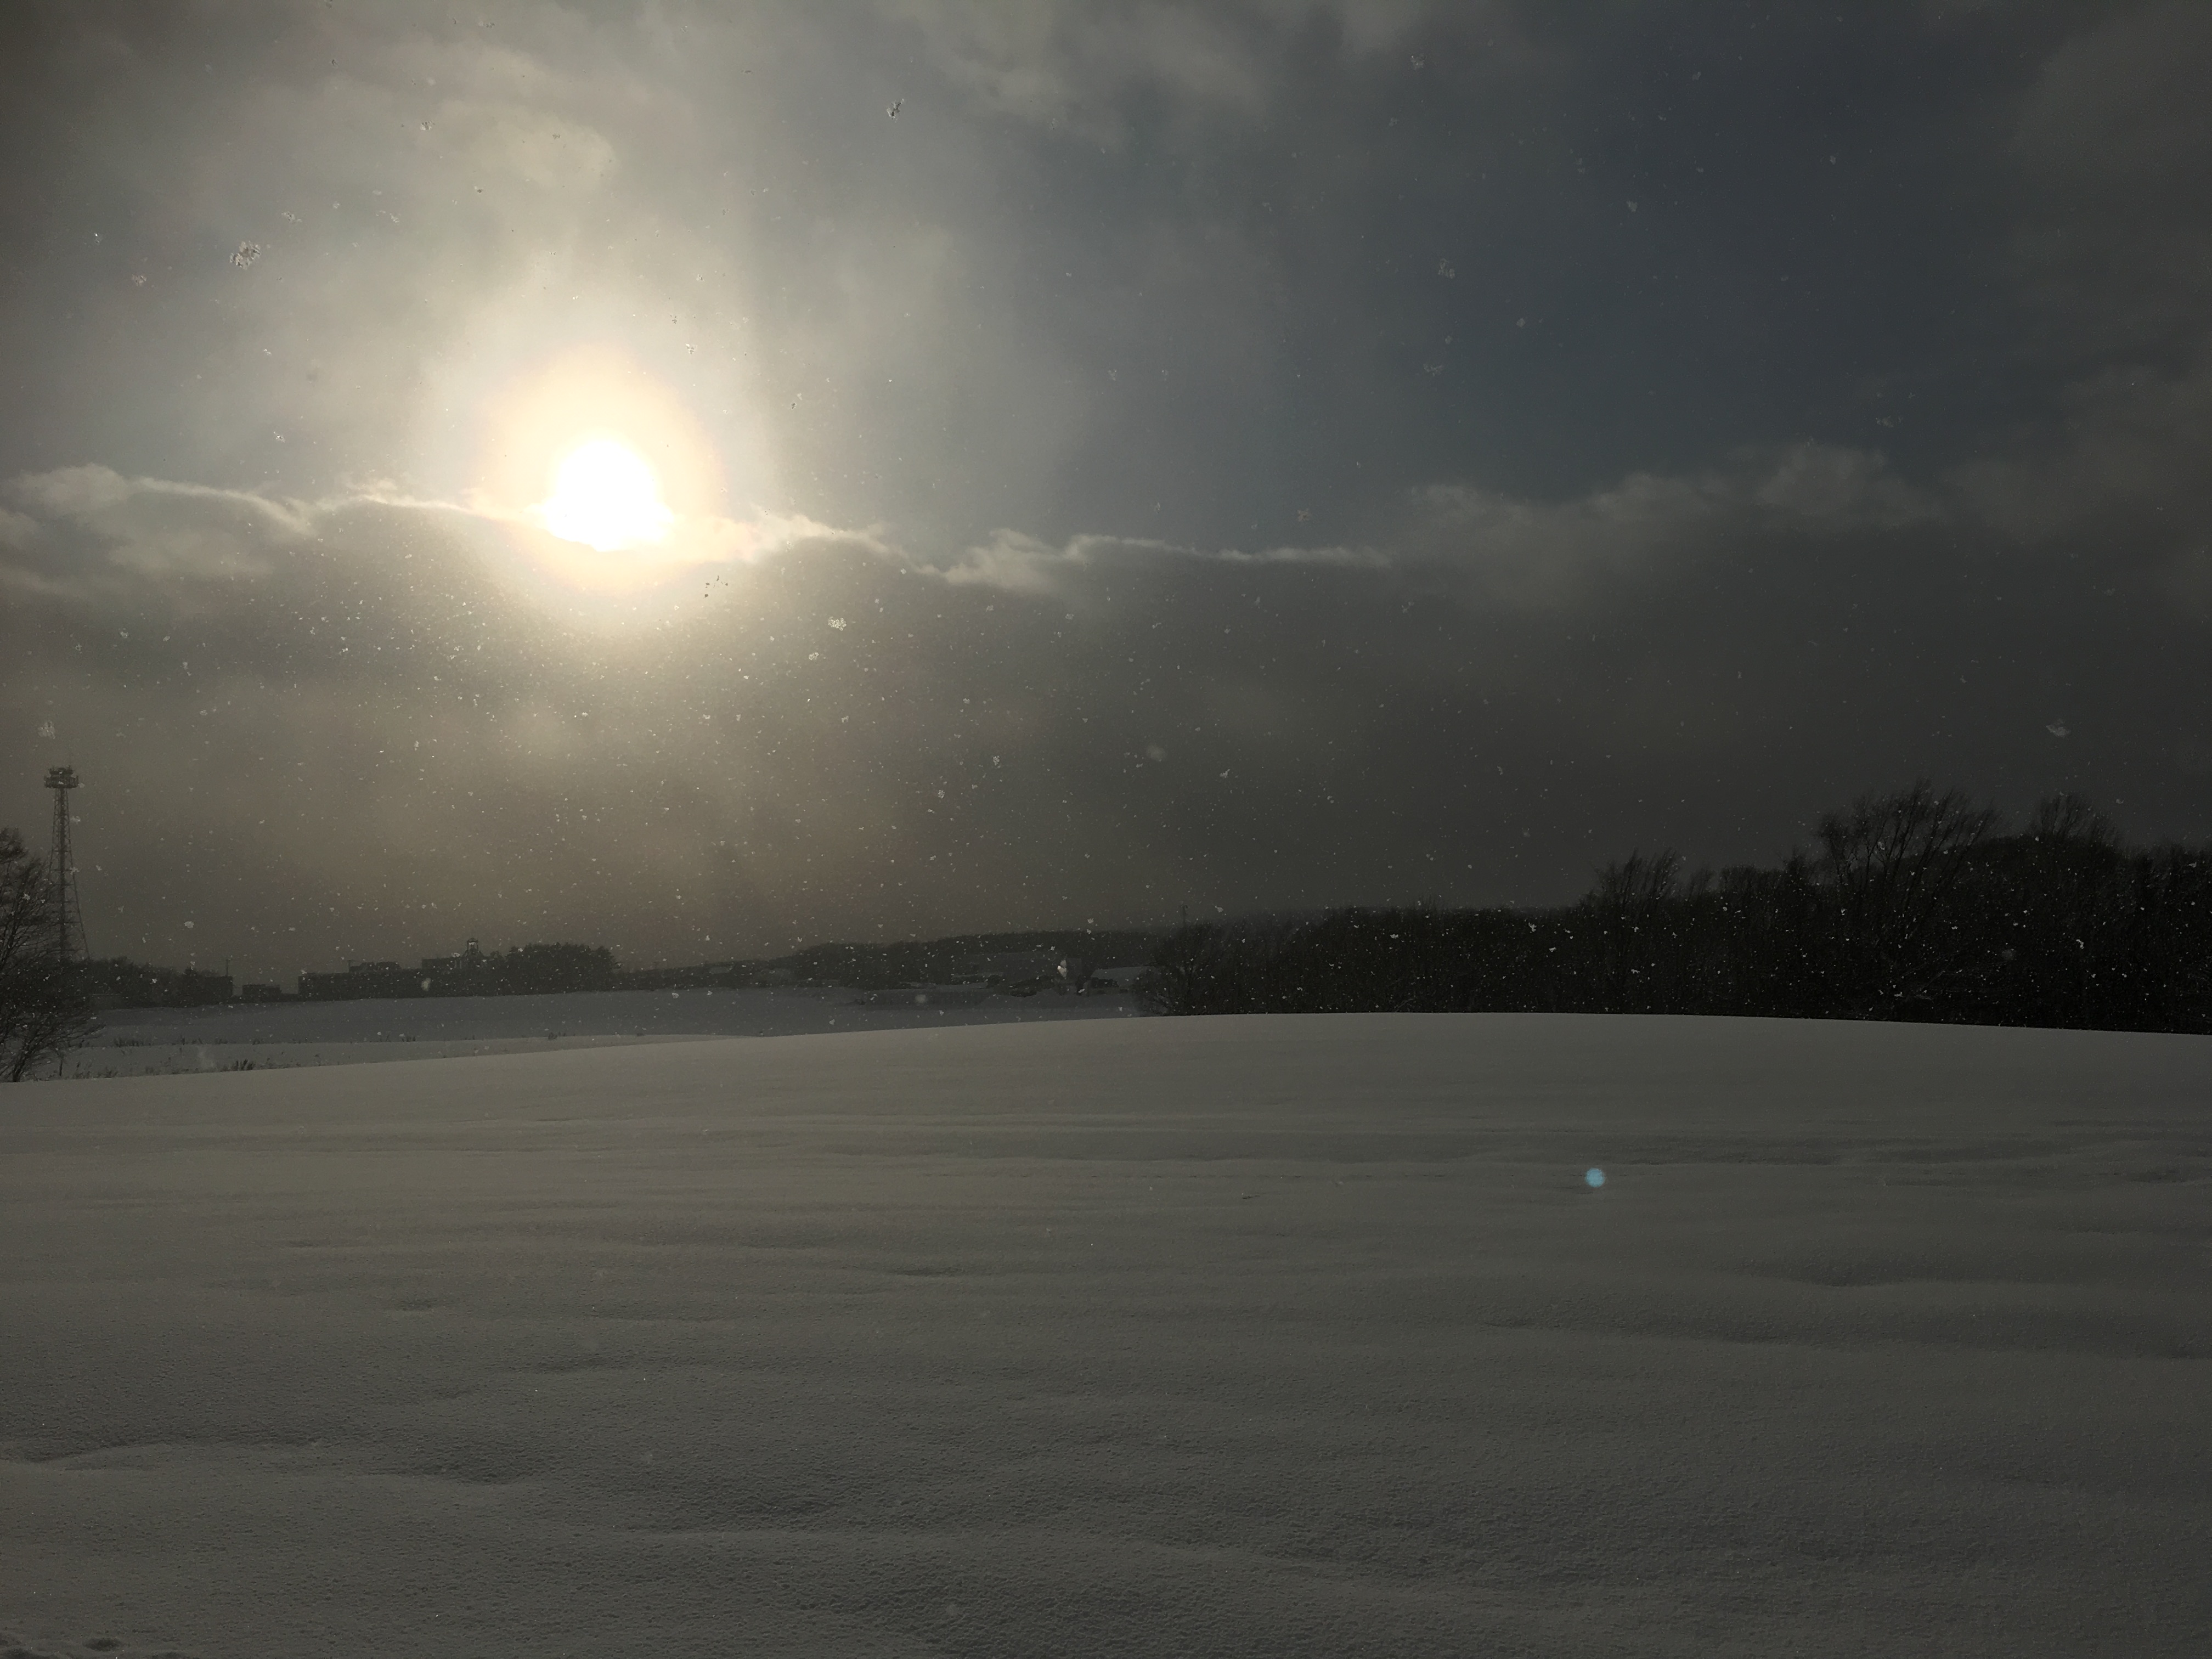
3,0,2210,978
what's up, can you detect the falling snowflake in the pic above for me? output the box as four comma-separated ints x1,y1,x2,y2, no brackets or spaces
2046,721,2070,738
37,720,55,739
1295,506,1312,522
827,617,847,630
131,274,146,287
231,242,261,269
281,211,300,224
1437,258,1454,278
808,651,820,661
1409,53,1424,69
1423,362,1444,376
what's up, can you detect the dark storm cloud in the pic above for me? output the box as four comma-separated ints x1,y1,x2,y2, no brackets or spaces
3,1,2210,975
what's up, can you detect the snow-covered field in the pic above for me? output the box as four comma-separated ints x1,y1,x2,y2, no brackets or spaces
3,1013,2207,1657
68,985,1137,1076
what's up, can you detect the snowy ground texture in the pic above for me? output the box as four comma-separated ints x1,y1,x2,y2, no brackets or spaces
3,1012,2208,1658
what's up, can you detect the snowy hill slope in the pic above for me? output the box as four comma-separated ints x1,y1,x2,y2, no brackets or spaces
3,1013,2207,1657
70,985,1138,1076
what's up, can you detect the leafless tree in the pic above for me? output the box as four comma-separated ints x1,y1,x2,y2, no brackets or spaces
2027,792,2118,849
1,827,98,1081
1814,780,1999,1012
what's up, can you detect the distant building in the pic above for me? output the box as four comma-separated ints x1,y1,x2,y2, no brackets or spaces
495,942,617,993
239,983,287,1003
419,938,489,989
300,961,420,1001
176,969,234,1004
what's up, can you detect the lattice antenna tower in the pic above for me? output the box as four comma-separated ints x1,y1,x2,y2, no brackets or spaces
44,766,88,965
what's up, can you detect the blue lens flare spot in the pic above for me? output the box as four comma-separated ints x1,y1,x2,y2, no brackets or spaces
1584,1167,1606,1188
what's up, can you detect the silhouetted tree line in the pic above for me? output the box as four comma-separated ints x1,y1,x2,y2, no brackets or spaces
78,958,236,1007
462,943,618,995
1,828,96,1080
301,941,618,1000
1137,783,2212,1034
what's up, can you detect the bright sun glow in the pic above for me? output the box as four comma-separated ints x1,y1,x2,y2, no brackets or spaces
538,438,676,552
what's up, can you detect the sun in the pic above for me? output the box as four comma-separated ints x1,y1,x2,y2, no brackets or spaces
537,437,676,553
456,345,764,606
